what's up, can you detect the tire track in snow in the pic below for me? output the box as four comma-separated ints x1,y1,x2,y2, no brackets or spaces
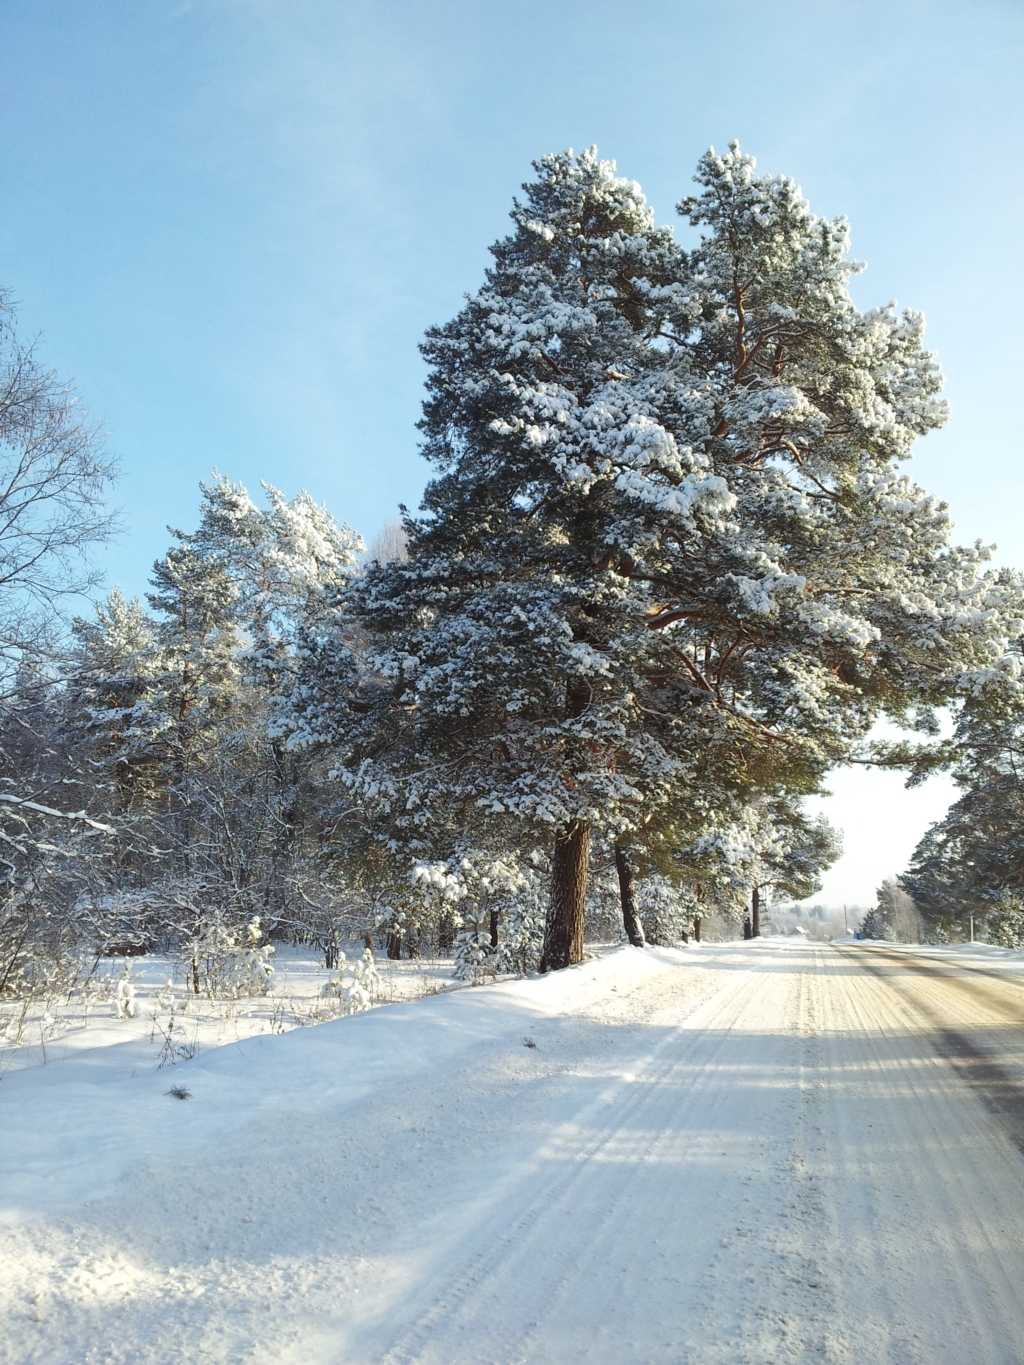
730,949,848,1364
375,961,763,1365
504,962,795,1365
681,947,849,1365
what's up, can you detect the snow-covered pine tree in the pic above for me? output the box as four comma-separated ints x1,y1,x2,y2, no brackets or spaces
899,632,1024,940
608,143,1016,945
65,589,163,819
901,814,965,936
281,144,1013,972
147,534,242,882
55,590,168,946
90,478,367,940
632,872,693,947
689,796,840,938
186,476,362,653
184,476,364,928
286,150,740,970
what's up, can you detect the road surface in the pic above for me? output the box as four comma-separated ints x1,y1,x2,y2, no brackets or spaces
355,942,1024,1365
4,940,1024,1364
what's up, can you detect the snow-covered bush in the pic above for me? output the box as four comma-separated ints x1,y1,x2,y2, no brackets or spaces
496,897,546,975
320,947,381,1014
148,987,198,1066
0,933,82,1002
114,964,137,1019
354,948,381,1005
453,931,498,983
922,918,953,945
185,915,274,998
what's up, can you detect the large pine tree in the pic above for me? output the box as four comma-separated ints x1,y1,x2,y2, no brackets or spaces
285,145,1011,970
288,150,733,968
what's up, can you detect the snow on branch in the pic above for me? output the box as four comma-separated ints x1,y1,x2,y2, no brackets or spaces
0,793,115,834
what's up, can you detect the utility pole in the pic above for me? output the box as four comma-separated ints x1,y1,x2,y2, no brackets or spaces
843,904,849,934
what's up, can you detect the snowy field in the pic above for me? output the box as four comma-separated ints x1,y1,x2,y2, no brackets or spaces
4,937,1024,1364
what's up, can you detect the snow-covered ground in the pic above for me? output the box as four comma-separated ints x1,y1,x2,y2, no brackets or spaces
0,946,457,1080
4,938,1024,1363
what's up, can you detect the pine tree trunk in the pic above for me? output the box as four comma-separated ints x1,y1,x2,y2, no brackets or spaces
489,909,500,949
541,819,591,971
693,914,702,943
614,844,645,947
541,676,593,971
751,885,761,938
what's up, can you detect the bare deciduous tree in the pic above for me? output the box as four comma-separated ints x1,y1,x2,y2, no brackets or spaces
0,290,119,986
0,289,119,694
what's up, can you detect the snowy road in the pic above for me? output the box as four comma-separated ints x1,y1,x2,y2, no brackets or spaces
4,941,1024,1364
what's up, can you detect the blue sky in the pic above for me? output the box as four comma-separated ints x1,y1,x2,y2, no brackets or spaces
3,0,1022,906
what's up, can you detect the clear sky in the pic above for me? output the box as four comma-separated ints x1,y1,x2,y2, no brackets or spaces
3,0,1022,908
